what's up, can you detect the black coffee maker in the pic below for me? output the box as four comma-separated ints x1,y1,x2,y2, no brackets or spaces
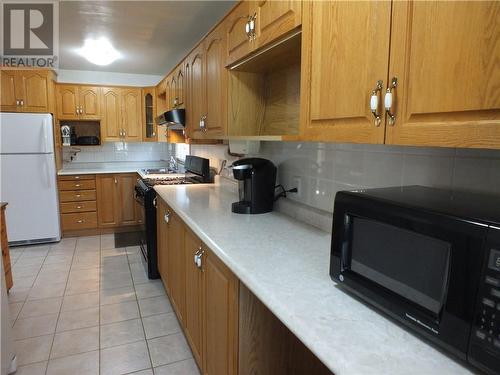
231,158,277,214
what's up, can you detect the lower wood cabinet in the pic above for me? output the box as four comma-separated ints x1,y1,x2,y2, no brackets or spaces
59,174,98,233
157,197,238,374
1,203,13,291
96,173,143,228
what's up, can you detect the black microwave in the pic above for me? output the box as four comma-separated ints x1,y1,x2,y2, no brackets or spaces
330,186,500,374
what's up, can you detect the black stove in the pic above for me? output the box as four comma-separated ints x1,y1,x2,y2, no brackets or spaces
134,155,211,279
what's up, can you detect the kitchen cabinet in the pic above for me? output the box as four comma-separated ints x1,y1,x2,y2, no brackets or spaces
96,173,142,228
156,197,239,374
226,0,301,66
184,227,203,368
142,87,157,141
0,70,54,113
385,1,500,149
176,65,185,107
187,45,205,139
121,88,142,141
1,203,13,291
167,210,186,325
187,23,227,140
102,87,122,141
252,0,302,49
203,246,239,375
58,174,98,233
204,22,227,139
169,75,177,109
56,84,101,120
300,1,391,144
226,1,253,66
101,87,143,142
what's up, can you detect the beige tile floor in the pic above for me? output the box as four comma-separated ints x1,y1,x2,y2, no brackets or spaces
8,235,201,375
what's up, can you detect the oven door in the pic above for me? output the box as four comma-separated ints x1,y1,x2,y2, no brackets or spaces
330,192,486,358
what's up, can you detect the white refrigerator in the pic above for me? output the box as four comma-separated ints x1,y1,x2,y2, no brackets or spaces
0,113,61,245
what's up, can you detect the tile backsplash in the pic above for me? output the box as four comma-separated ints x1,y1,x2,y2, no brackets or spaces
63,142,170,163
189,142,500,232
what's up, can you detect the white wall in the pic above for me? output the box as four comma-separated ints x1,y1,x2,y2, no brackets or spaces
56,69,163,87
189,142,500,231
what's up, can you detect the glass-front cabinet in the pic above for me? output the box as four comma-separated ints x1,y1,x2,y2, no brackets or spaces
142,87,157,141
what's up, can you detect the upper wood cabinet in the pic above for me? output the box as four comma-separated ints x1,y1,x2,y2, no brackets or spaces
1,70,19,112
0,70,54,113
101,87,142,142
385,1,500,149
205,23,228,138
142,87,157,142
101,87,122,142
300,1,391,144
187,45,205,140
176,65,185,107
56,84,101,120
226,0,302,66
226,1,253,66
252,0,302,49
121,88,142,141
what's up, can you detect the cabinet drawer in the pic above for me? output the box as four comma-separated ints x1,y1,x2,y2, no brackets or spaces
60,201,97,213
59,180,96,191
59,190,96,202
59,174,95,181
61,212,98,231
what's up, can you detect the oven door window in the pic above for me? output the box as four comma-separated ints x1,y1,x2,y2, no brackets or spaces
349,216,451,316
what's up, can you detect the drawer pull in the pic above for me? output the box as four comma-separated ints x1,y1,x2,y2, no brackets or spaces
74,176,80,179
75,184,81,187
76,206,82,209
76,194,81,198
77,219,84,223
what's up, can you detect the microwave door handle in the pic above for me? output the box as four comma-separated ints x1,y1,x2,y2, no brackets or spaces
341,215,352,271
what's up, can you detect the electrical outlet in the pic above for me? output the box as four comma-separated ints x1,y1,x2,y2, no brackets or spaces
291,176,302,199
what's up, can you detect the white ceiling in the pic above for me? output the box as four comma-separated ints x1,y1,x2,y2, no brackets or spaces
59,1,235,76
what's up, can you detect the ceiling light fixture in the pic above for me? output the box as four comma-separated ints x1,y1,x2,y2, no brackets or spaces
77,37,121,66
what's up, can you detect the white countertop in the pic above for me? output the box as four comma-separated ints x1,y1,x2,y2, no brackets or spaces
154,182,474,375
58,162,167,176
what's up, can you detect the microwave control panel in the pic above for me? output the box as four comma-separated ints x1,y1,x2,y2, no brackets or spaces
472,248,500,355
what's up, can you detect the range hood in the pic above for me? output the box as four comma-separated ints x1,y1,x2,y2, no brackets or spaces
156,108,185,130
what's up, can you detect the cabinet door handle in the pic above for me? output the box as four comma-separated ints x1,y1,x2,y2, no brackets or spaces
194,247,202,265
80,105,83,114
123,129,126,137
152,131,156,136
249,14,257,41
114,177,118,184
370,80,383,127
16,100,20,106
384,77,398,126
164,211,170,223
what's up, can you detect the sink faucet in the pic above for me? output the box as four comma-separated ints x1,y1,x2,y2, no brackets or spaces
169,156,178,172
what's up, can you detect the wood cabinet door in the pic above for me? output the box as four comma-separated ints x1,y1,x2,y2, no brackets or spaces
19,70,50,112
176,66,185,106
386,1,500,149
142,87,157,141
226,1,252,66
165,78,172,111
79,86,101,120
56,84,79,120
168,212,186,325
157,199,170,292
122,89,142,141
205,24,227,138
0,70,19,112
184,228,203,368
203,248,238,375
102,87,122,142
300,1,391,144
253,0,302,48
96,174,119,228
170,75,177,109
117,173,140,226
188,46,205,140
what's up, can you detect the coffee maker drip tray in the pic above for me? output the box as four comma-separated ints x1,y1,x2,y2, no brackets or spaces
231,201,252,214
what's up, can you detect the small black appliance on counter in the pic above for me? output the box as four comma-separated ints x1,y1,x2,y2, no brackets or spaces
330,185,500,375
231,158,276,214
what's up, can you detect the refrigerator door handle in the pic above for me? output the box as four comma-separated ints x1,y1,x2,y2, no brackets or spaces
42,154,51,188
42,116,50,153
